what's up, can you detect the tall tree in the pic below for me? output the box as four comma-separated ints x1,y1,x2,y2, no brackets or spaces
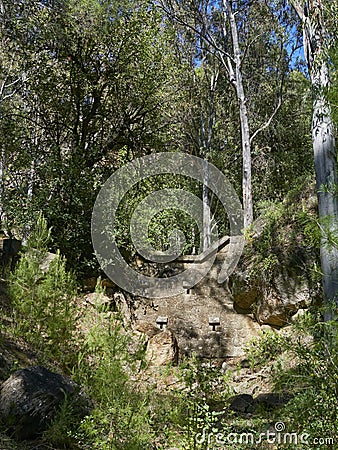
0,0,180,273
158,0,291,227
291,0,338,316
0,1,26,229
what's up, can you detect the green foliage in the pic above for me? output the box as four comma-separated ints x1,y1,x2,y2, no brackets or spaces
42,393,84,449
0,0,180,274
246,310,338,445
114,173,204,257
294,210,321,248
72,304,153,449
246,330,286,369
167,355,233,449
25,213,51,250
0,0,336,448
8,215,77,363
243,181,321,287
279,319,338,443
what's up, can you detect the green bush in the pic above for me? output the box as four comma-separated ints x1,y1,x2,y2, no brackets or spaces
245,183,321,286
8,214,77,362
72,300,154,450
246,310,338,447
278,314,338,444
246,330,286,369
165,355,233,450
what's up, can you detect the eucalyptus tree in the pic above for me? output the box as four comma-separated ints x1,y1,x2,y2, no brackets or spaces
176,37,222,250
158,0,293,228
290,0,338,315
161,14,235,251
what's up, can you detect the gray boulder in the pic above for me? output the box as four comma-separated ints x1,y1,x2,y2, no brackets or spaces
229,394,254,413
254,392,292,409
0,366,88,440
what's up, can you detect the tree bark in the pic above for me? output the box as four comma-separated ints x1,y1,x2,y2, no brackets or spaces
292,0,338,316
312,58,338,318
159,0,254,228
224,0,253,227
202,158,211,251
199,58,218,250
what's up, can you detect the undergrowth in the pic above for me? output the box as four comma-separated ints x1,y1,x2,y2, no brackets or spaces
246,307,338,448
2,210,338,449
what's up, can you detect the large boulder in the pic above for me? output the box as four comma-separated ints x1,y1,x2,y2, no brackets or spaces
146,330,179,367
0,366,88,440
255,275,312,327
229,394,254,413
231,273,261,312
254,392,292,409
232,269,315,327
231,191,320,328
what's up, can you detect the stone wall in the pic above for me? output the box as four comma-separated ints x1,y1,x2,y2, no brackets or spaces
133,246,261,358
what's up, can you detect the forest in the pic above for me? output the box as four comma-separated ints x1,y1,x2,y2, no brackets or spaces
0,0,338,449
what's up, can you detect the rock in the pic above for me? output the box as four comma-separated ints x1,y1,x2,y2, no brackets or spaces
39,252,58,273
146,330,179,367
84,292,113,311
256,275,312,327
255,276,312,327
232,275,261,312
229,393,290,414
254,392,291,409
256,291,289,327
230,205,320,329
232,272,314,328
0,366,88,440
134,321,161,338
229,394,254,413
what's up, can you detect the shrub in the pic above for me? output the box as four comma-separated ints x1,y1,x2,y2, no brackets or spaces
8,214,77,363
246,309,338,447
72,294,154,450
166,355,233,450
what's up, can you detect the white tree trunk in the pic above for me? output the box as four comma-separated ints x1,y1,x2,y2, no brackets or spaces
200,67,218,251
292,0,338,315
202,158,211,251
312,59,338,317
224,0,253,227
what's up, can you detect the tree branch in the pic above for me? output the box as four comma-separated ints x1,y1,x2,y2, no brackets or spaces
250,95,282,144
289,0,305,20
156,0,235,68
